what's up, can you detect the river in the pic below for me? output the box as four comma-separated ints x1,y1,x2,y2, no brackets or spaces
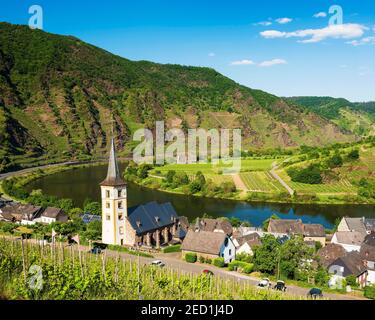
25,164,375,228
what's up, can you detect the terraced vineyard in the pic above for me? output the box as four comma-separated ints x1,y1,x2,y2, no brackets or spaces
277,171,357,195
240,172,284,192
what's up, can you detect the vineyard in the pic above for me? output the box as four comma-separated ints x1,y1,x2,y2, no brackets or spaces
0,238,302,300
240,172,284,193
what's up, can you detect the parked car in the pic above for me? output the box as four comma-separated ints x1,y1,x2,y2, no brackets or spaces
89,247,102,254
274,280,287,292
257,278,271,288
202,269,214,276
151,260,165,267
307,288,323,299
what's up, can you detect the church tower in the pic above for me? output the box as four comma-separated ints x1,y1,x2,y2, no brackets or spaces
100,138,127,245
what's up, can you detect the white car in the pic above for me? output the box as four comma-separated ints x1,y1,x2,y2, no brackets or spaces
151,260,165,267
257,278,271,288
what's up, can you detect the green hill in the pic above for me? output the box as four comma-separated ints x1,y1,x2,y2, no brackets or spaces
0,23,357,170
287,96,375,136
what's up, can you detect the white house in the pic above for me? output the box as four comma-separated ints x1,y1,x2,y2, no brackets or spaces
38,207,68,224
331,231,365,252
181,230,236,263
233,233,261,256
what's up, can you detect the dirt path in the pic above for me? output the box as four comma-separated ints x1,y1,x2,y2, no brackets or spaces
270,162,294,196
232,174,248,192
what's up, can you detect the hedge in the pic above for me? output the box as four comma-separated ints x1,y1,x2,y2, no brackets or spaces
185,252,197,263
162,245,181,253
364,286,375,300
228,260,254,274
213,257,225,268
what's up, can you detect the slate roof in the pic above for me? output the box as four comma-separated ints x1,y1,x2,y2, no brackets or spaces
195,218,233,235
100,138,126,187
181,230,228,255
42,207,64,218
127,201,178,235
81,213,102,224
303,224,326,237
268,219,304,235
330,251,367,277
360,232,375,263
343,217,367,234
235,233,261,248
318,243,346,268
0,203,42,221
334,231,365,246
364,219,375,232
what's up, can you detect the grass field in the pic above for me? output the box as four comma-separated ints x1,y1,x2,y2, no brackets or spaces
240,172,284,192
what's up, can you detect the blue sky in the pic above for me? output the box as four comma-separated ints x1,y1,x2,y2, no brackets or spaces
1,0,375,101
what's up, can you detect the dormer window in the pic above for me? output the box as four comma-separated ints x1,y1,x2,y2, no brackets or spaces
155,216,160,223
136,220,142,228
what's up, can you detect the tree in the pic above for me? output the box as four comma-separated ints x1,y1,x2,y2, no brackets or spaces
279,236,314,279
347,149,360,161
83,200,101,215
252,234,280,274
166,170,176,184
326,153,343,168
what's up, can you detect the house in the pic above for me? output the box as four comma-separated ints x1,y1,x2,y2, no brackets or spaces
268,219,326,246
268,219,304,235
39,207,68,224
233,232,261,256
194,218,233,236
360,232,375,285
328,251,368,288
364,219,375,234
0,196,12,208
181,230,236,263
303,224,326,246
0,203,43,224
331,231,365,252
317,243,346,268
337,217,367,234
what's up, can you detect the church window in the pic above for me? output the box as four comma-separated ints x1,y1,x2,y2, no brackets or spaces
106,202,110,209
118,201,123,209
118,190,122,197
119,226,124,235
118,214,123,220
106,190,110,198
106,215,110,221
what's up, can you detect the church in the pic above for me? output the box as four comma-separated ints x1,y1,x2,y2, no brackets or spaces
100,138,186,248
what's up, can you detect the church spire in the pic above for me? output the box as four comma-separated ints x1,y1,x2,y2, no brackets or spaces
100,137,126,186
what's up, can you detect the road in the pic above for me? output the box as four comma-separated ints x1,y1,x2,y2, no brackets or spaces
100,247,365,301
270,162,295,196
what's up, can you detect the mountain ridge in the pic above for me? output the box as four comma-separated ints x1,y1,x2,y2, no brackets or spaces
0,22,359,170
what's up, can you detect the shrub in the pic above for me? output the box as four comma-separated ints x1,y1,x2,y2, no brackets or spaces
364,286,375,300
199,255,205,263
287,165,322,184
185,252,197,263
228,260,253,273
213,257,225,268
242,263,254,274
162,245,181,253
345,275,358,288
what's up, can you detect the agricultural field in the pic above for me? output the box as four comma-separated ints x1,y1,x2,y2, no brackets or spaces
0,238,299,300
240,172,284,193
277,171,357,195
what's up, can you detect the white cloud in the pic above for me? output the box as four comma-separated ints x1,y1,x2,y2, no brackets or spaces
230,59,255,66
313,12,327,18
276,17,293,24
254,21,272,26
208,52,216,57
259,59,287,67
347,36,375,46
260,23,366,43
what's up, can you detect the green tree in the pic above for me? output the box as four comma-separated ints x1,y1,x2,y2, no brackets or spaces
252,234,281,274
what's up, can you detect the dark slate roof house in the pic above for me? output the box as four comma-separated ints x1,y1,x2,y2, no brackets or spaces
268,219,304,235
195,218,233,236
360,232,375,263
41,207,68,222
181,230,229,256
364,219,375,233
127,201,178,236
81,213,102,224
318,243,346,268
329,251,367,277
